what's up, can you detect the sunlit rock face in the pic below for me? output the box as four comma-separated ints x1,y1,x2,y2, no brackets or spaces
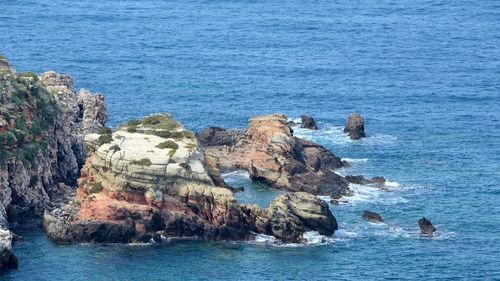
44,114,339,244
198,114,351,198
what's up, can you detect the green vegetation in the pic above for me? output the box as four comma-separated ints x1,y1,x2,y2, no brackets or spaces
0,69,60,165
98,127,112,135
151,130,194,140
185,143,196,151
0,132,17,146
109,144,121,152
130,158,152,166
118,114,183,135
29,175,38,187
168,150,176,158
98,134,113,145
179,163,191,171
156,140,179,150
19,72,38,81
89,182,103,193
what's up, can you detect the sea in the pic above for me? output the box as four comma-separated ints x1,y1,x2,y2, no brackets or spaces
0,0,499,280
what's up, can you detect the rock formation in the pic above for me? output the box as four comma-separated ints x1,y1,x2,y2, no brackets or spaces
0,229,17,270
362,211,384,223
344,113,366,140
0,57,106,269
44,114,339,244
300,115,318,130
198,114,351,198
418,217,436,237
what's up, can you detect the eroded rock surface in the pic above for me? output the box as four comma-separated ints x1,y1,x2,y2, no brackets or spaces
300,115,318,130
0,229,17,270
418,217,436,237
0,58,106,269
0,64,106,221
44,114,339,244
362,211,384,223
344,113,366,140
198,114,350,197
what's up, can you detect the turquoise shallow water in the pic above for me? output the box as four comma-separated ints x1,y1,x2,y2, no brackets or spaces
1,0,500,280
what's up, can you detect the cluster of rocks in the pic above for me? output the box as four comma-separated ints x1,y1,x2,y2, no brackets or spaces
361,211,436,236
44,114,338,244
0,57,437,273
197,114,351,198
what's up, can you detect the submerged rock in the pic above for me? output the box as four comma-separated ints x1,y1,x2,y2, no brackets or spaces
300,115,318,130
198,114,350,197
344,113,366,140
418,217,436,237
44,114,338,244
362,211,384,223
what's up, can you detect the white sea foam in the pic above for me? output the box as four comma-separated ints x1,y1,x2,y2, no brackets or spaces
254,233,277,244
342,158,369,163
345,183,408,205
222,170,251,180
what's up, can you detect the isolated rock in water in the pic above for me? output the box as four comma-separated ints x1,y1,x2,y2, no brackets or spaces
344,113,366,140
362,211,384,223
44,114,338,244
418,217,436,236
0,229,17,270
265,192,338,242
300,115,318,130
198,114,350,197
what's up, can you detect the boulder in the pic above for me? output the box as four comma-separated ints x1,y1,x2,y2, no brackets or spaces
198,114,350,197
300,115,318,130
362,211,384,223
0,229,17,270
344,113,366,140
265,192,338,242
418,217,436,237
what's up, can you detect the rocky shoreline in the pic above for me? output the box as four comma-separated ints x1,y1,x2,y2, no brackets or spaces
0,57,425,271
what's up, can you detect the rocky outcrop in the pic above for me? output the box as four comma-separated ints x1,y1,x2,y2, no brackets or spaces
265,192,337,242
0,58,106,269
344,113,366,140
418,217,435,237
0,229,17,270
300,115,318,130
44,114,339,244
362,211,384,223
198,114,351,198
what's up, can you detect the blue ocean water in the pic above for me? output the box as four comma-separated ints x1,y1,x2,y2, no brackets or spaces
1,0,500,280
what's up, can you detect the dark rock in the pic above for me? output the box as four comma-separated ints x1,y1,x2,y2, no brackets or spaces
418,217,436,237
362,211,384,223
371,177,386,184
266,192,338,242
300,115,318,130
344,113,366,140
345,175,368,185
287,121,296,127
196,127,244,147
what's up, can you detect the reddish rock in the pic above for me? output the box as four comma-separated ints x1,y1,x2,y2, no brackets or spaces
198,114,350,197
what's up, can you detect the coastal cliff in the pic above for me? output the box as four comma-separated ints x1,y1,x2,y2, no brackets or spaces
0,57,106,268
44,114,338,244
